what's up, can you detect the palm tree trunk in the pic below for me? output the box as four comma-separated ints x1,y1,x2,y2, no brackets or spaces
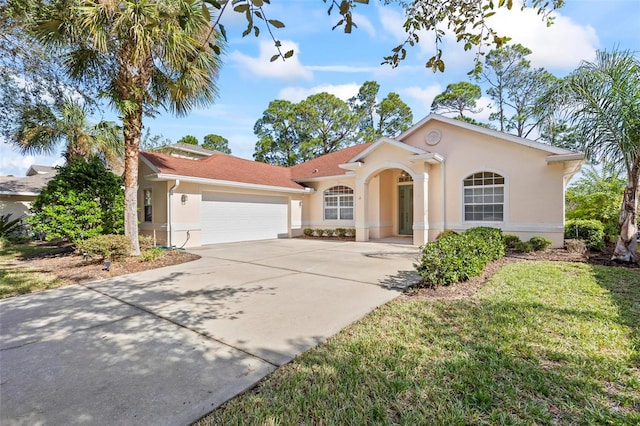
612,160,639,263
123,107,142,256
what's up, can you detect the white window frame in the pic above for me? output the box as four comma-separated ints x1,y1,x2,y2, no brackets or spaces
323,185,354,221
462,171,505,222
143,188,153,222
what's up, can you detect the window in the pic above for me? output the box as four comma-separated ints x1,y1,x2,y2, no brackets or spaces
463,172,504,221
324,186,354,220
143,189,152,222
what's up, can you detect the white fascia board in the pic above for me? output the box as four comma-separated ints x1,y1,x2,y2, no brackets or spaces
150,173,313,194
338,162,363,171
0,191,39,196
348,138,426,162
409,152,445,164
545,153,585,163
399,113,579,156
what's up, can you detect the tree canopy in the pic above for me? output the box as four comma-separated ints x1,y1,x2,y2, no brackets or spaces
177,135,199,146
203,134,232,154
431,82,482,119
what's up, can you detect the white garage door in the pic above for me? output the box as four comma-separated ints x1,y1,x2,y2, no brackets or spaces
201,192,288,244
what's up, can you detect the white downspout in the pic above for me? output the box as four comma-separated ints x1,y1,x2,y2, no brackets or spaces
441,161,446,232
168,179,180,248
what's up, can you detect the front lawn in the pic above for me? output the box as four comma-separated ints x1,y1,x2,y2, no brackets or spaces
199,261,639,425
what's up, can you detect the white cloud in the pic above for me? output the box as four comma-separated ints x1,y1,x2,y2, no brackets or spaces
229,40,313,80
352,12,376,37
485,7,599,71
0,142,63,177
400,84,443,112
278,83,362,103
306,65,381,73
377,5,409,43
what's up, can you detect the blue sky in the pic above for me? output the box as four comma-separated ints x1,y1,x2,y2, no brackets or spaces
1,0,639,176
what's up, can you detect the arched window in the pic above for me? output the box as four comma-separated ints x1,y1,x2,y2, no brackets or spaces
463,172,504,222
324,186,354,220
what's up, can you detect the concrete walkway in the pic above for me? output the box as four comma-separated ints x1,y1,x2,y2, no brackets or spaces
0,239,419,425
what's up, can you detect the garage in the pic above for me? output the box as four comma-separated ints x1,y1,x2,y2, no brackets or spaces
201,192,289,245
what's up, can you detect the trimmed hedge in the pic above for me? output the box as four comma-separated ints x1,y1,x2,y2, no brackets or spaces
415,227,504,288
529,236,552,251
436,229,459,240
504,234,521,249
75,234,131,260
564,219,605,251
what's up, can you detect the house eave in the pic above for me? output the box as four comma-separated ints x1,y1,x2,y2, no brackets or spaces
146,173,313,194
409,152,445,164
545,153,585,163
294,173,355,183
348,138,426,162
0,191,39,197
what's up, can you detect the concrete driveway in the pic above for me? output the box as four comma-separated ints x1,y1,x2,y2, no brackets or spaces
0,239,419,425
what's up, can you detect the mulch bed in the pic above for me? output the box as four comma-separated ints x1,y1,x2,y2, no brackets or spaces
403,243,637,301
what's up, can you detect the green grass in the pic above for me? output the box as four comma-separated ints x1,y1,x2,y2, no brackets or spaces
0,241,69,299
199,261,640,425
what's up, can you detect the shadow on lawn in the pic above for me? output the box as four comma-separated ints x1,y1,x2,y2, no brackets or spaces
591,265,640,365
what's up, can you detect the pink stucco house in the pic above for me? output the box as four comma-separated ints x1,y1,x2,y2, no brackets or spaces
138,114,583,248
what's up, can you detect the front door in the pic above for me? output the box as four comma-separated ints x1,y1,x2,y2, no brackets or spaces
398,185,413,235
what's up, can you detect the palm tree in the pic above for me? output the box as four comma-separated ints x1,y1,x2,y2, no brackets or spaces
558,49,640,263
13,97,122,168
32,0,222,254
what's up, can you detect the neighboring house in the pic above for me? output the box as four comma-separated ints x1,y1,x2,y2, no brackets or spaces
150,142,218,159
138,114,583,248
0,165,57,219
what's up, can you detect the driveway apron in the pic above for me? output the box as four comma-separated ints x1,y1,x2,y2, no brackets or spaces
0,239,419,425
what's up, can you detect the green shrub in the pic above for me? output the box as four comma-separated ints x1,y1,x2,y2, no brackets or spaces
504,234,521,249
436,229,458,240
140,247,163,262
415,227,505,288
303,228,314,237
75,234,132,260
335,228,347,237
514,240,534,253
324,229,335,237
346,228,356,237
464,227,505,260
315,229,325,237
564,219,605,251
28,157,124,242
138,235,154,250
529,236,552,251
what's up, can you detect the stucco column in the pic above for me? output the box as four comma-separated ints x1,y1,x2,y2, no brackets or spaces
355,179,369,242
413,167,429,246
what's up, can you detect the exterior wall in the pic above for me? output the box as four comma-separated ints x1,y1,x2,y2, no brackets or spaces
0,196,34,219
401,121,567,247
138,162,169,246
301,177,356,230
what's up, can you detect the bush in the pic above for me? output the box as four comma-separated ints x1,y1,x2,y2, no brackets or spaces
335,228,347,237
140,247,163,262
303,228,314,237
529,236,552,251
415,227,505,288
565,239,587,254
514,241,534,253
28,157,124,242
504,234,521,249
346,228,356,237
315,229,325,237
138,235,154,250
436,229,458,240
564,219,605,251
75,234,131,260
324,229,335,237
0,214,25,239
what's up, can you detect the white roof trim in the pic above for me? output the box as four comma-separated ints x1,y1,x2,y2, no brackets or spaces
338,162,364,171
545,153,585,163
146,173,313,194
399,113,580,156
409,153,445,164
295,173,356,183
0,191,39,196
348,137,427,163
140,153,160,173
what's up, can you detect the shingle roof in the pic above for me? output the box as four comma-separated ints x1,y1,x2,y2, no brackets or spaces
141,151,305,190
290,144,370,181
0,169,56,195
